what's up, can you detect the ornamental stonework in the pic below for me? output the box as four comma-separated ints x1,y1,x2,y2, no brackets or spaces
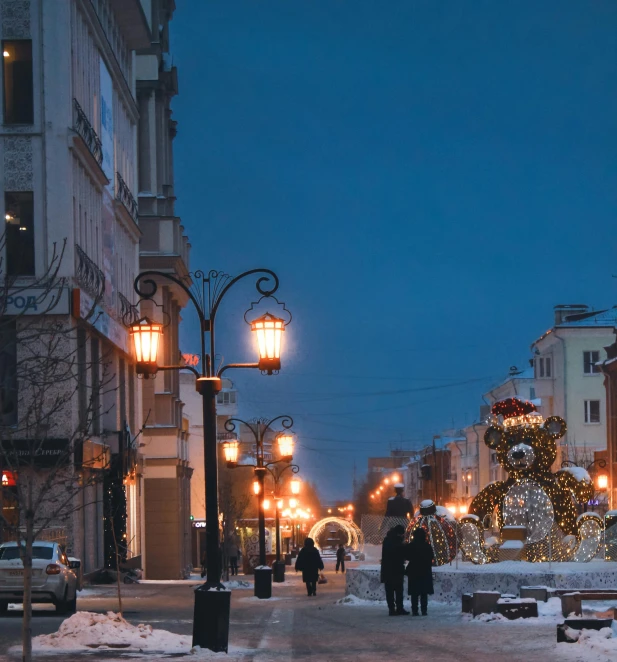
4,136,33,189
0,0,31,39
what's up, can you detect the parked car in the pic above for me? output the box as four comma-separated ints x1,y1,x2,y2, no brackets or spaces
0,542,78,614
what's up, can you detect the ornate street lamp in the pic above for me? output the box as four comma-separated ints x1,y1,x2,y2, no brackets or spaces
597,473,609,490
127,268,291,654
128,317,163,377
222,440,239,467
290,478,301,495
223,415,299,588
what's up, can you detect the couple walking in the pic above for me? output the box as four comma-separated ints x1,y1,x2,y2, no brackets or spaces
381,525,434,616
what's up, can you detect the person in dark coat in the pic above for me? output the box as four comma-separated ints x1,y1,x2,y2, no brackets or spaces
385,484,413,518
380,524,409,616
335,543,346,573
404,527,434,616
295,537,324,596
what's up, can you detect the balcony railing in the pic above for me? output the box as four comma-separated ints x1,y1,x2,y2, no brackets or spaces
75,244,105,300
217,432,235,441
116,172,138,223
73,99,103,166
117,291,138,324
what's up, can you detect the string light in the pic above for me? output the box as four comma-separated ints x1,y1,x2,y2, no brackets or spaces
461,396,601,563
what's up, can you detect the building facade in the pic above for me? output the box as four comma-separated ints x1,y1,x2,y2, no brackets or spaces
135,0,193,580
0,0,152,574
531,304,617,465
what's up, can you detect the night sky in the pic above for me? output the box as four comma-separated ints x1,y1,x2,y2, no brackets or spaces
172,0,617,500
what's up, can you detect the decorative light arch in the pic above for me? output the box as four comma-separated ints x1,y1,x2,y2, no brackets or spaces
307,517,365,552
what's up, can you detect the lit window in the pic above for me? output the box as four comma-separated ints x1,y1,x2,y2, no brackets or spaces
583,351,601,375
5,191,34,275
2,40,33,124
584,400,600,424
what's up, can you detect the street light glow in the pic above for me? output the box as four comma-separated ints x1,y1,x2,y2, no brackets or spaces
597,473,608,490
251,312,285,373
129,317,163,375
222,440,239,466
290,478,301,494
253,480,261,495
277,433,294,460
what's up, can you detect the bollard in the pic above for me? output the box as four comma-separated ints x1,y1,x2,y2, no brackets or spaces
254,566,272,599
272,561,286,583
192,586,231,653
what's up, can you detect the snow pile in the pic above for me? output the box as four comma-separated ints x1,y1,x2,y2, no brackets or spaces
29,611,242,657
561,466,591,483
223,579,252,590
559,627,617,659
336,595,385,607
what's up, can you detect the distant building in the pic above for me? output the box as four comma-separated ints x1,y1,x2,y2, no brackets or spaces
531,304,617,465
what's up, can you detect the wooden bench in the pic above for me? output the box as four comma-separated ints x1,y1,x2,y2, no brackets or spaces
560,591,617,617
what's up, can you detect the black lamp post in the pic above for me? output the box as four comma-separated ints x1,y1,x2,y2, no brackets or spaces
221,415,298,594
127,269,290,653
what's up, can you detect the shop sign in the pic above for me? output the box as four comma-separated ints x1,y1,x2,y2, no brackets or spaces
0,287,70,316
0,438,71,468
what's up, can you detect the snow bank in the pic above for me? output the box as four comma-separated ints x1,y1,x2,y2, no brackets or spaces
561,467,591,483
558,627,617,660
223,580,252,590
26,611,245,657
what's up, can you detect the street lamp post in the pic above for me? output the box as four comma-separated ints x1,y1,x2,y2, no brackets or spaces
222,416,298,594
561,458,608,512
127,269,290,653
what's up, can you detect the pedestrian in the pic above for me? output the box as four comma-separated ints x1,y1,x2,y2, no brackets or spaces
380,524,409,616
294,537,324,596
335,543,346,573
200,549,207,578
404,527,434,616
228,539,239,576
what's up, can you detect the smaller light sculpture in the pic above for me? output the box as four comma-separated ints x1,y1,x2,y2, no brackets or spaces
406,500,458,566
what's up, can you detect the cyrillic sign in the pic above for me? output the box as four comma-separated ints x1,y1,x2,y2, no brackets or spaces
0,288,71,316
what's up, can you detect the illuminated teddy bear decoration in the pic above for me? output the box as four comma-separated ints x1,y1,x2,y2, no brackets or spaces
459,397,602,563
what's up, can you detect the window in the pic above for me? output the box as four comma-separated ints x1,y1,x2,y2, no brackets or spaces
583,351,601,375
91,337,100,435
529,387,536,400
584,400,600,424
5,191,34,275
0,320,17,426
0,545,53,560
536,357,551,378
216,391,236,405
2,40,33,124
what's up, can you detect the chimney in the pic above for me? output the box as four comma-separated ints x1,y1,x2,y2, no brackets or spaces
554,304,589,326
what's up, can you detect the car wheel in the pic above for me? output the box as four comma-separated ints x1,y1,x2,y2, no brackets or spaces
67,592,77,614
0,601,8,613
55,588,69,615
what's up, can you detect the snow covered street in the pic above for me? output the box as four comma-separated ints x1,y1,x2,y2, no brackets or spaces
1,564,615,661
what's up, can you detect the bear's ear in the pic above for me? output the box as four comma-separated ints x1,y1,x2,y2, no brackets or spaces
543,416,566,440
484,425,505,449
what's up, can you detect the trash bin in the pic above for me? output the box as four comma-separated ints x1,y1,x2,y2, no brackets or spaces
192,585,230,652
254,566,272,599
284,553,292,566
272,561,285,583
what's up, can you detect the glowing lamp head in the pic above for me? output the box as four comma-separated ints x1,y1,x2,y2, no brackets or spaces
129,317,163,377
290,478,301,495
252,479,261,495
277,433,294,461
277,500,284,510
222,440,239,467
263,499,271,510
289,498,298,509
251,312,285,374
597,473,608,490
459,504,468,515
391,474,400,483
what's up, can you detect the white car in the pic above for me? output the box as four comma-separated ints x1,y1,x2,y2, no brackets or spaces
0,541,78,614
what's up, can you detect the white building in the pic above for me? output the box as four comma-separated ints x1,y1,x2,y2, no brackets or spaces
0,0,151,574
531,304,617,464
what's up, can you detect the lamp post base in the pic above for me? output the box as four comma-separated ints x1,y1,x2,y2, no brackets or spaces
192,585,230,652
272,560,286,583
254,566,273,598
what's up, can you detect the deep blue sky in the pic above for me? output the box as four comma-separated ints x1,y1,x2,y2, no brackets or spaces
172,1,617,501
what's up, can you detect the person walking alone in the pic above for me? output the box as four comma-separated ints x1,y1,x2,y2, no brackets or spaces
295,537,324,596
335,543,346,573
228,539,239,576
380,525,409,616
404,527,434,616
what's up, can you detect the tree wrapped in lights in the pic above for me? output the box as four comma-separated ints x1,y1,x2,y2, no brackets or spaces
460,397,601,563
406,500,457,566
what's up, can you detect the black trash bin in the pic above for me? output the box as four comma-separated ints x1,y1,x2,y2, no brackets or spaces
272,560,285,583
284,553,292,566
192,585,230,652
254,567,272,599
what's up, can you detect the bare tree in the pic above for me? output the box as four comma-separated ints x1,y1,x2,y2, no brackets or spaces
0,239,119,661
